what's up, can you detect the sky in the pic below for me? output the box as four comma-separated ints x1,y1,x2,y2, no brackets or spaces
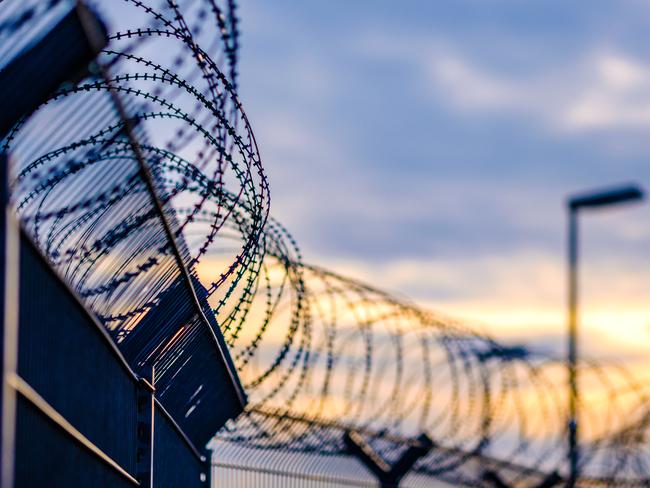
235,1,650,360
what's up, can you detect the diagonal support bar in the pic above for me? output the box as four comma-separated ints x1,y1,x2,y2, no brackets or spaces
343,430,433,487
343,430,391,481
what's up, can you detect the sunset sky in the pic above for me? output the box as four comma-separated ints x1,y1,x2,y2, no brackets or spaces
236,0,650,361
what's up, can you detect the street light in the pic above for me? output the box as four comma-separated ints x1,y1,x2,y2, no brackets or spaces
566,183,644,487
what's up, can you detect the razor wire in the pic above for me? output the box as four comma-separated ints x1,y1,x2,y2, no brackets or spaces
2,0,650,486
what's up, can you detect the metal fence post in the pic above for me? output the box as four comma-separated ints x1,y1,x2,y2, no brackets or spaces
0,152,19,488
137,366,155,488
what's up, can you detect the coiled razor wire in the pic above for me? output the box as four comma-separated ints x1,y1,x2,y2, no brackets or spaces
2,0,650,486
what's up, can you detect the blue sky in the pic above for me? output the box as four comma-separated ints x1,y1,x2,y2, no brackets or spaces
235,1,650,354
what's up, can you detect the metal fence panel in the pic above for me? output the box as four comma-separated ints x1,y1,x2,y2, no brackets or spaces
17,235,139,474
154,403,208,488
14,396,136,488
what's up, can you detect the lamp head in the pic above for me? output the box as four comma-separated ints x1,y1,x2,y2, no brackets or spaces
568,184,644,211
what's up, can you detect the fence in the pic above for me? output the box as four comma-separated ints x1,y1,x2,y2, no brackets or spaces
10,229,211,487
0,1,246,486
3,1,643,487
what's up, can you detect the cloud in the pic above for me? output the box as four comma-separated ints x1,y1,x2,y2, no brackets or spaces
356,30,650,133
564,54,650,129
428,51,524,112
235,5,650,325
427,47,650,132
316,250,650,359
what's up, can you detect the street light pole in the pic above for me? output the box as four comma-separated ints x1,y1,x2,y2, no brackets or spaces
567,207,579,488
565,184,644,488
